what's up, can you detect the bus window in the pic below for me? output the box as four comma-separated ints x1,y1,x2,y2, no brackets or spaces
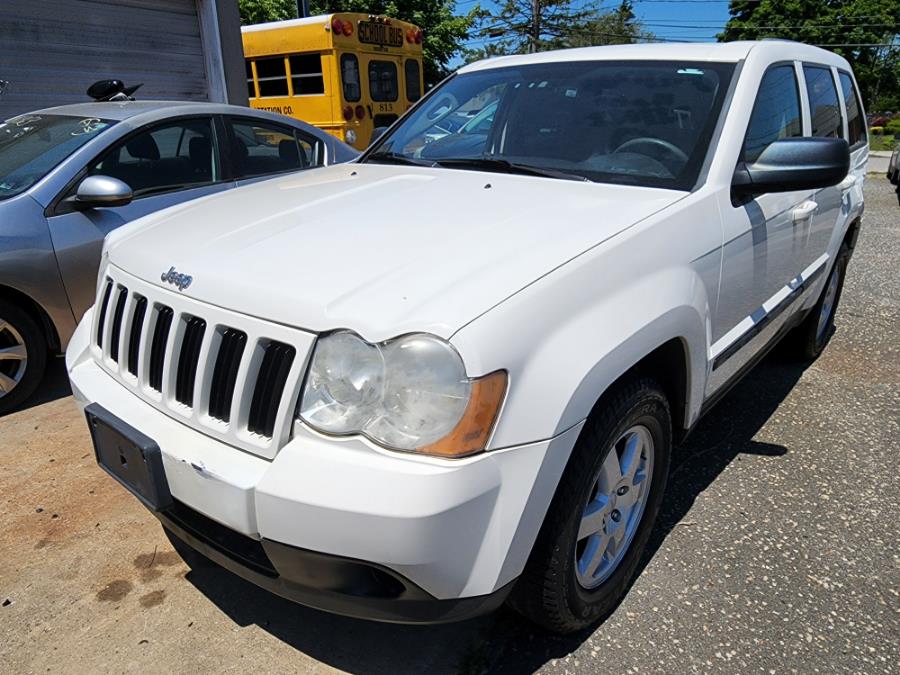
405,60,421,102
369,61,398,102
289,54,325,95
341,54,361,102
255,57,289,97
245,61,256,98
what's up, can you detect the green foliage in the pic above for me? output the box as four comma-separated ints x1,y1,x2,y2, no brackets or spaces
467,0,649,60
884,118,900,134
719,0,900,111
308,0,477,85
238,0,298,25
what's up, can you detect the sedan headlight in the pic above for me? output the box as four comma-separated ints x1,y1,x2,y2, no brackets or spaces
297,331,506,458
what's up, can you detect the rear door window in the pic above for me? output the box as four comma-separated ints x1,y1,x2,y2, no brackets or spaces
369,60,399,102
227,119,321,179
405,60,421,102
803,65,843,139
837,71,866,148
341,54,361,102
743,65,803,163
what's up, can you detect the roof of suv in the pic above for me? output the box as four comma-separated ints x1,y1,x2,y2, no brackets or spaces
458,40,850,73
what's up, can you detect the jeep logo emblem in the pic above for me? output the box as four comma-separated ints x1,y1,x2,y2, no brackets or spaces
160,266,193,291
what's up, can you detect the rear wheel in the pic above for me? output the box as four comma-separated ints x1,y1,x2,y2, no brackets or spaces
790,242,851,361
507,377,671,633
0,300,47,416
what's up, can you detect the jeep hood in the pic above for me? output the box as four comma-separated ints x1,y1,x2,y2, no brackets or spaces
106,163,683,340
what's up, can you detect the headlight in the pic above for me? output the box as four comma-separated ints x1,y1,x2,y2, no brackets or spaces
298,331,506,458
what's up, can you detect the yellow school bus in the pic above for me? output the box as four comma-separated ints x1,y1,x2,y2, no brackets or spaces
241,13,425,150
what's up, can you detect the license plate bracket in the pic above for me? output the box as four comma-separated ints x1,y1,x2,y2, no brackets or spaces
86,403,172,512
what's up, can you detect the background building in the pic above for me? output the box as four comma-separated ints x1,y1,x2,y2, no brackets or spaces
0,0,248,118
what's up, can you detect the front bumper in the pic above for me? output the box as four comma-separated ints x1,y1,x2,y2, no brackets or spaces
67,309,582,618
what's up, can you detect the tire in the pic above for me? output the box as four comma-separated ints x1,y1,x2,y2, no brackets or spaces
507,377,671,633
790,241,851,361
0,299,47,416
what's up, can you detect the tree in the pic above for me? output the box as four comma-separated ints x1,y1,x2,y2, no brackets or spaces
468,0,650,60
719,0,900,110
238,0,297,25
308,0,477,85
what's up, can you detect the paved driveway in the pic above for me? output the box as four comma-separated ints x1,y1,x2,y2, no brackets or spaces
1,178,897,674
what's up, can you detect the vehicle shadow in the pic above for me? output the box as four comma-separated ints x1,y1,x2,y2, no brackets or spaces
182,349,807,675
8,356,72,415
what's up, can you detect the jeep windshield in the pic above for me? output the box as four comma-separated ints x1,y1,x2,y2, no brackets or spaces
364,60,735,190
0,114,116,200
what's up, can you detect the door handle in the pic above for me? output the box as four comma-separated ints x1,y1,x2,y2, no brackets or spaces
792,200,818,223
839,175,857,192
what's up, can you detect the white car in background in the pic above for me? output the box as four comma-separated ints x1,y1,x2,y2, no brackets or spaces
68,41,866,632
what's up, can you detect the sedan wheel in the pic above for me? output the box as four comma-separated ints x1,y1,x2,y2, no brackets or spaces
0,300,47,416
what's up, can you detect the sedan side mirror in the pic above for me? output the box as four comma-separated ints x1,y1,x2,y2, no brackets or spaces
732,137,850,198
72,175,133,208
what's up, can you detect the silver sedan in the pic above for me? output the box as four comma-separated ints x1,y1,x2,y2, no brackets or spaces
0,101,358,414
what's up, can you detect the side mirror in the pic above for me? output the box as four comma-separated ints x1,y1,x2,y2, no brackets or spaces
732,137,850,198
72,175,133,208
369,127,388,145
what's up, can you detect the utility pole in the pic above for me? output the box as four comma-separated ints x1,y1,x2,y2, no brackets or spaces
296,0,309,18
530,0,540,52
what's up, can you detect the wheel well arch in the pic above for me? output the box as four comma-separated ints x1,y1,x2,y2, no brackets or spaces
0,284,60,352
585,337,690,442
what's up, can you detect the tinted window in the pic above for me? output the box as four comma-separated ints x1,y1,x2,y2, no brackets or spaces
367,60,735,191
0,114,116,201
369,61,398,102
90,118,217,197
743,65,803,163
838,71,866,147
341,54,361,102
289,54,324,95
228,119,319,179
405,60,421,102
803,65,842,138
255,57,288,97
245,61,256,98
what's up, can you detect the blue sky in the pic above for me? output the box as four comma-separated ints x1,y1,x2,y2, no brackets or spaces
454,0,733,61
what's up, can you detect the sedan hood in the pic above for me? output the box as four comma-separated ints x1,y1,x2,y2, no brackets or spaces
107,163,683,340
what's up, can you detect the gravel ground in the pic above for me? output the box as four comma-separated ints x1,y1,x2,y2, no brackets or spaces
1,177,897,675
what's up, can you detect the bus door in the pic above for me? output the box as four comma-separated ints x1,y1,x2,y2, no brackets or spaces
363,53,403,133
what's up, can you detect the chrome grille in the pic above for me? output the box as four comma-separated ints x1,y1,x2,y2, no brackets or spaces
91,266,314,459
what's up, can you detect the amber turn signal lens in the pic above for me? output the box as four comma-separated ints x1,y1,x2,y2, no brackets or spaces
419,370,507,458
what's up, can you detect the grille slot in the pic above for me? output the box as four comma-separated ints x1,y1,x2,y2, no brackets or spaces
175,316,206,407
108,287,128,362
95,279,113,348
208,328,247,423
127,296,148,377
247,341,296,437
149,306,174,392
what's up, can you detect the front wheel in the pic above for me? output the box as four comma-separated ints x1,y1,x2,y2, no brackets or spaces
0,300,47,416
507,377,671,633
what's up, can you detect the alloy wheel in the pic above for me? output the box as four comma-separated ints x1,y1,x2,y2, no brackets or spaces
0,318,28,399
575,425,654,589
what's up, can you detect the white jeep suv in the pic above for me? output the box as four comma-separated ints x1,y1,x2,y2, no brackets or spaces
67,41,867,632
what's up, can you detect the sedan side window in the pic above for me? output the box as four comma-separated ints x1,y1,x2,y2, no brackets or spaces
803,65,843,139
743,65,803,163
227,119,322,179
88,118,218,198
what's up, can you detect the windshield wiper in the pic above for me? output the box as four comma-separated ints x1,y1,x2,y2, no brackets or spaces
433,157,591,182
365,151,435,167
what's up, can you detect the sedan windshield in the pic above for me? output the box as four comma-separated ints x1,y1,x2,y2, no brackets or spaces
0,114,116,200
365,60,735,190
